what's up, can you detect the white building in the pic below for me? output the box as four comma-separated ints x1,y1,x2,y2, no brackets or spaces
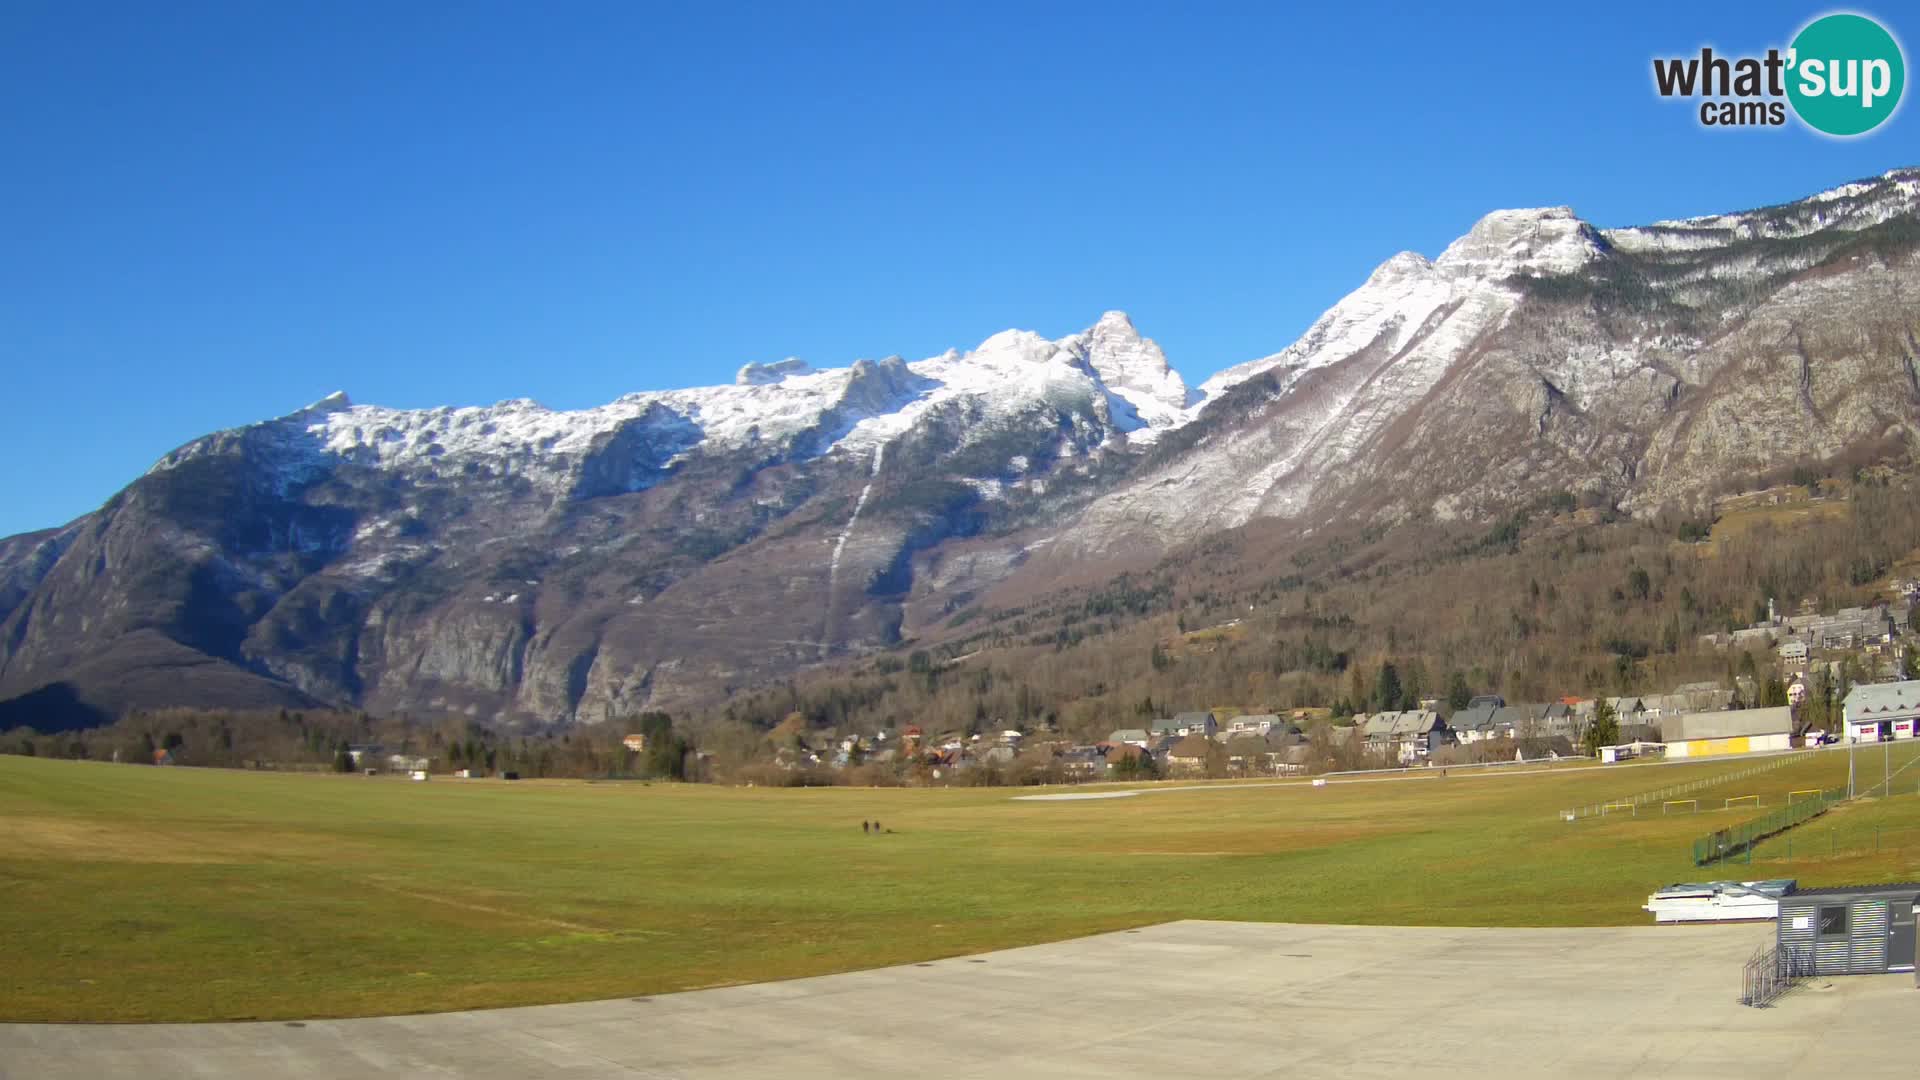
1843,680,1920,742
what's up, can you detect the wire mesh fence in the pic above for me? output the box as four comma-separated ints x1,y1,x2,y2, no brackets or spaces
1691,787,1845,866
1561,750,1814,822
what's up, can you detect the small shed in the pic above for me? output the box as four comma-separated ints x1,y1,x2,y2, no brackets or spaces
1776,884,1920,976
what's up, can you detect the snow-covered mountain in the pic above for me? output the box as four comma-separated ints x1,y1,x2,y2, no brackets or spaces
154,309,1189,500
1052,168,1920,559
4,168,1919,728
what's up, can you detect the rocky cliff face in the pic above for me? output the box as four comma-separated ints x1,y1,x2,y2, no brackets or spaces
4,170,1919,727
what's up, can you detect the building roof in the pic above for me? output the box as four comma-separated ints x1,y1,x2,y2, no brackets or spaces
1393,710,1441,735
1228,713,1281,728
1663,706,1793,742
1168,734,1214,759
1108,728,1150,743
1449,704,1498,732
1490,705,1531,730
1173,711,1216,727
1223,734,1273,755
1784,882,1920,900
1361,713,1396,736
1843,680,1920,721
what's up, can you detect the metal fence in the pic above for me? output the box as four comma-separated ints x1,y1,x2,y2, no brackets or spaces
1740,942,1813,1007
1562,750,1814,821
1690,787,1844,866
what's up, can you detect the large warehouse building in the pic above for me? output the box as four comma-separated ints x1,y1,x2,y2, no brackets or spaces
1661,707,1793,758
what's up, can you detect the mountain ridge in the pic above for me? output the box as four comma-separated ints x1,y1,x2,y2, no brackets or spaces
4,167,1919,729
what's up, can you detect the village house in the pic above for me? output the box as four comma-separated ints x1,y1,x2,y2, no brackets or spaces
1394,710,1448,762
1102,742,1150,774
1224,713,1283,737
1107,728,1151,748
1447,704,1498,744
1640,685,1735,724
1541,701,1583,729
1492,704,1535,741
1224,730,1304,774
1607,697,1649,725
1165,734,1215,775
1171,711,1218,737
1222,733,1272,773
1358,712,1396,751
1276,741,1314,774
1360,710,1448,763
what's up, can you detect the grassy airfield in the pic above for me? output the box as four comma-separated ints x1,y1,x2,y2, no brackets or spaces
4,746,1920,1021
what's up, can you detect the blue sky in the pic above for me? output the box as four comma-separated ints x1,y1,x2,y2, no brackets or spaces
0,1,1913,537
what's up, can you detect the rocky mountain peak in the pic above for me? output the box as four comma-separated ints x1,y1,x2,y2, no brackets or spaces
1436,206,1607,278
1071,310,1192,420
1366,251,1435,285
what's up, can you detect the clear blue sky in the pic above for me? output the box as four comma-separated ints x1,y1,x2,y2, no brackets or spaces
0,1,1912,537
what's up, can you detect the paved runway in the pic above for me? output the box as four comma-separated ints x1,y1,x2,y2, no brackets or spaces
3,921,1914,1078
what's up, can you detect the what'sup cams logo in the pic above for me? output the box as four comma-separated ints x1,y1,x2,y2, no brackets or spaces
1653,11,1905,136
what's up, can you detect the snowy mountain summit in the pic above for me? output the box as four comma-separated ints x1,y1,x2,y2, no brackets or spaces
152,308,1198,501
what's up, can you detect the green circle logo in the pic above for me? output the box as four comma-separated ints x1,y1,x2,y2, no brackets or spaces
1787,13,1906,136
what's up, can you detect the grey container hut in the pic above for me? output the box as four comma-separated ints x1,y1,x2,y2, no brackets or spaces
1776,884,1919,976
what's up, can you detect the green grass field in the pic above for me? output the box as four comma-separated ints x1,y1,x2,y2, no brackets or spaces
5,747,1920,1022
